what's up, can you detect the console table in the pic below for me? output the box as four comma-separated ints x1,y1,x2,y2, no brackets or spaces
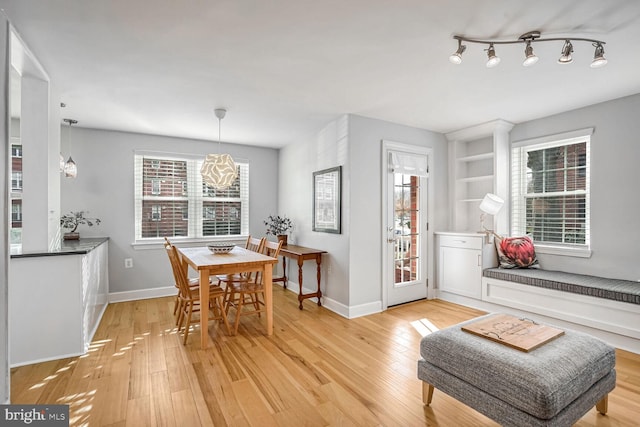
274,244,326,309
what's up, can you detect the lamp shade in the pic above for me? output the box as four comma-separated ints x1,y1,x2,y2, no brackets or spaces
64,157,77,178
200,153,238,190
479,193,504,216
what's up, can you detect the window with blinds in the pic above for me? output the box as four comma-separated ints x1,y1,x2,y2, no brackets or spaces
511,132,590,251
134,153,249,241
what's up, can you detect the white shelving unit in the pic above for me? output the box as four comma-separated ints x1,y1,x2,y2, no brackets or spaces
446,120,514,235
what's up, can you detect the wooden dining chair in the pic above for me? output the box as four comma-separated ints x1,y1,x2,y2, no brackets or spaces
165,241,231,344
164,237,202,320
218,236,265,301
225,239,282,335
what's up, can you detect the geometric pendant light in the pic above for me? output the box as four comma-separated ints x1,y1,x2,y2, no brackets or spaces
62,118,78,178
200,108,238,190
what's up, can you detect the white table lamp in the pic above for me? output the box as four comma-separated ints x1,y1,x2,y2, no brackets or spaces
479,193,504,238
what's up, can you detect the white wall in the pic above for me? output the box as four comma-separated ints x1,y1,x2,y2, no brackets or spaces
510,93,640,281
278,114,448,316
60,127,279,294
278,115,350,307
348,115,448,308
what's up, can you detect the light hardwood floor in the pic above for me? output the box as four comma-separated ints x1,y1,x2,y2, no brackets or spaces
11,289,640,426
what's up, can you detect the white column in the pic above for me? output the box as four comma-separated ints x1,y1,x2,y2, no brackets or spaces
20,75,50,252
0,13,12,404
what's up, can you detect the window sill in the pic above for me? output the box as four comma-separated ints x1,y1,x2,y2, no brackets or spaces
534,244,592,258
131,236,248,250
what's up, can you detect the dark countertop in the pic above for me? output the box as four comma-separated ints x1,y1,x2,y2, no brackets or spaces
10,237,109,258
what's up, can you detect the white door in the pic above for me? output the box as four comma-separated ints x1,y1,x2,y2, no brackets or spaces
383,144,430,307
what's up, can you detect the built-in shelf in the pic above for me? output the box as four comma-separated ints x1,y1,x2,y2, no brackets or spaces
457,152,494,162
446,120,514,233
456,174,494,183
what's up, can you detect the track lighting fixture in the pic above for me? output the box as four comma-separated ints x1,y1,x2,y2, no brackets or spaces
449,40,466,64
558,40,573,64
450,31,607,68
486,44,500,68
590,43,607,68
523,40,538,66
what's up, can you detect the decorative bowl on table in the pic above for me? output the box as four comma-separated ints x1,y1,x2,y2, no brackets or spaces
207,242,235,254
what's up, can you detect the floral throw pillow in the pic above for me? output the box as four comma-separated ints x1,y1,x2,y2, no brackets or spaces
495,235,539,269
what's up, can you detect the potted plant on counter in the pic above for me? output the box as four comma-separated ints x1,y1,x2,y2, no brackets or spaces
264,215,293,245
60,211,101,240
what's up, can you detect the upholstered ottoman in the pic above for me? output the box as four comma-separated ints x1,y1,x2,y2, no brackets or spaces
417,314,616,426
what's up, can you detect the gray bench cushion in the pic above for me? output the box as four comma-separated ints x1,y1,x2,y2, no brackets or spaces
483,267,640,305
419,314,616,419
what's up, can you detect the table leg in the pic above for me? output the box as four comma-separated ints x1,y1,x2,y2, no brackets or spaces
263,263,273,336
297,258,304,310
199,269,210,349
282,255,288,289
315,254,322,306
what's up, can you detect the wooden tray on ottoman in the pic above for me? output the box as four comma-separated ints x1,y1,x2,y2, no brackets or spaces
461,313,564,352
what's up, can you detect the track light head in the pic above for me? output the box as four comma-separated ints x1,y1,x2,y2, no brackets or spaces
590,43,607,68
449,40,466,64
522,40,539,66
558,40,573,64
486,44,500,68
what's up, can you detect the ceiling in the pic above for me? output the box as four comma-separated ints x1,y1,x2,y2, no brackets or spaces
1,0,640,148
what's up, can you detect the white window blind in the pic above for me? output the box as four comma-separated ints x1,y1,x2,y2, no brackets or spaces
134,152,249,241
511,133,590,250
390,151,429,177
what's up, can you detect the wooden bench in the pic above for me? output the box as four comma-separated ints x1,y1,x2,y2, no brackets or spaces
481,268,640,342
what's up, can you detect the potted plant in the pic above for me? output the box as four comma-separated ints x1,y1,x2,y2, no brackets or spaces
60,211,101,240
263,215,293,245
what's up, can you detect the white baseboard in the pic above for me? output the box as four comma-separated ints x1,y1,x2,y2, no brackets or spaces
321,297,350,318
108,282,383,321
346,301,383,318
109,286,176,303
278,280,381,319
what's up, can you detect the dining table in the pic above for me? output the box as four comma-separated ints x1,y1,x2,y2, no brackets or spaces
176,245,278,348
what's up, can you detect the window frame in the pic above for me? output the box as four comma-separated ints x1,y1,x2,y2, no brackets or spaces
511,128,592,258
11,202,21,222
151,179,161,195
133,151,249,247
11,171,22,191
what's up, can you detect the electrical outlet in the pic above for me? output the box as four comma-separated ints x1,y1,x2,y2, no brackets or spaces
124,258,133,269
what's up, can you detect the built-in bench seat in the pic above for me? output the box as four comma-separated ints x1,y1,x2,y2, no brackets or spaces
483,268,640,305
480,268,640,348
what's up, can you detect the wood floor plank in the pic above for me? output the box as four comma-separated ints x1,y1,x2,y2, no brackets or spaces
125,395,156,427
149,371,176,427
10,290,640,426
170,388,204,427
231,379,278,427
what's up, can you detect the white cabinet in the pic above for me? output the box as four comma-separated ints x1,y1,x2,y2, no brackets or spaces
9,238,109,367
436,232,496,300
445,120,513,234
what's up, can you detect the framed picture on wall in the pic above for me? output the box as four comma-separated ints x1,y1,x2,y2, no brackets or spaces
313,166,341,234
